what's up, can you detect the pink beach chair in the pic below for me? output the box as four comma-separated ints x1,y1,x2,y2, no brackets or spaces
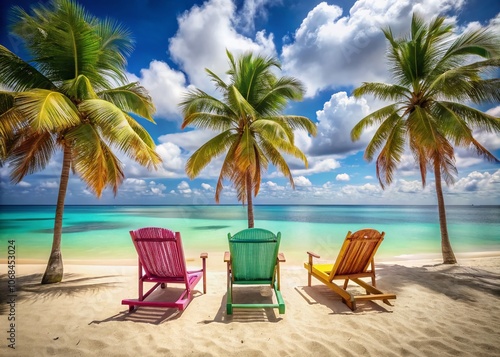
122,227,207,311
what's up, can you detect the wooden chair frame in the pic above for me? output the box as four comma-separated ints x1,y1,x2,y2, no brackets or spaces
304,229,396,310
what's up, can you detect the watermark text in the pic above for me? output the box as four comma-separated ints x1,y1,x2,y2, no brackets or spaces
6,240,16,349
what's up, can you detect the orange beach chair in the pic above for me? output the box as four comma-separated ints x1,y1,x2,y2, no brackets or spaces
304,228,396,310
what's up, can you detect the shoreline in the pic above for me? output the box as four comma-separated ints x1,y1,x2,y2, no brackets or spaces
5,250,500,270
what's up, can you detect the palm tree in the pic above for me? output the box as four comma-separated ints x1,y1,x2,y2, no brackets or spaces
0,0,161,283
351,13,500,264
180,50,317,228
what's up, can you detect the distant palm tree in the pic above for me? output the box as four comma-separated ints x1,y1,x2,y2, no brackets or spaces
0,0,161,283
351,13,500,264
180,50,317,227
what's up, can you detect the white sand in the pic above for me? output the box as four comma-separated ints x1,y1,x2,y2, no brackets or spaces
2,254,499,356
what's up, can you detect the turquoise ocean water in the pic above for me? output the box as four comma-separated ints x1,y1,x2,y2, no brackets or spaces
1,205,499,265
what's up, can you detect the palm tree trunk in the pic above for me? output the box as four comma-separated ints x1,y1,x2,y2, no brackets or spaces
41,144,72,284
433,161,457,264
246,171,255,228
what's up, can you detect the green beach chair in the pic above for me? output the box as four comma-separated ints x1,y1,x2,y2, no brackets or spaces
224,228,286,315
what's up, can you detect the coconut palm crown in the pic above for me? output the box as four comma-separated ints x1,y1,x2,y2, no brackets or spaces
180,50,317,227
351,13,500,264
0,0,161,283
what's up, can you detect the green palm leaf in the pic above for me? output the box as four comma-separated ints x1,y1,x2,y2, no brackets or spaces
78,99,160,169
98,82,156,121
15,89,80,131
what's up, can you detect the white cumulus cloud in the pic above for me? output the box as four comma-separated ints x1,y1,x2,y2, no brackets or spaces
336,173,350,181
282,0,465,97
294,176,312,187
168,0,276,92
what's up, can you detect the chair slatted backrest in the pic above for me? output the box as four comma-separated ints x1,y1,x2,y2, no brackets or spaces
130,227,187,279
330,229,384,279
228,228,281,282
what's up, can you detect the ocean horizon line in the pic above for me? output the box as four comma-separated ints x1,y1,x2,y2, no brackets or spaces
1,203,498,207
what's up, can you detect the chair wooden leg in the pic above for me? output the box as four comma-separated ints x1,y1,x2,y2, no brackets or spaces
343,279,349,290
203,261,207,294
307,254,314,286
226,280,233,315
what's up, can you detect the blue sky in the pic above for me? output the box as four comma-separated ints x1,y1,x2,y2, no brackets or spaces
1,0,499,205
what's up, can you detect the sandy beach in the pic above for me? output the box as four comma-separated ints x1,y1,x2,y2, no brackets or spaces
2,253,499,356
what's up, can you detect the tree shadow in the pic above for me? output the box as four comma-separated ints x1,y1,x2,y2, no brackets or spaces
0,272,120,315
293,263,500,313
378,263,500,301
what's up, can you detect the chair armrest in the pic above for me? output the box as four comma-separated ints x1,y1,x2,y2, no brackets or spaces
278,252,286,262
200,252,208,259
223,251,230,262
306,251,320,259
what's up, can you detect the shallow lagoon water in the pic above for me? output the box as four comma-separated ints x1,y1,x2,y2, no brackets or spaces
1,205,499,264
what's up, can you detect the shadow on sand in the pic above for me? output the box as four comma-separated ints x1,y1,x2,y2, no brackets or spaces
294,262,500,314
0,272,120,315
200,286,284,324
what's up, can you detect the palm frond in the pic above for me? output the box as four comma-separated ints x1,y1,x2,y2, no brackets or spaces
273,115,317,136
78,99,160,169
94,16,134,86
467,78,500,103
430,141,457,186
234,125,257,172
10,0,102,83
259,139,295,185
427,65,481,100
407,106,440,148
408,139,429,187
364,112,403,162
124,113,156,148
0,45,55,91
228,85,257,121
375,117,406,188
15,89,80,132
443,27,500,59
205,68,229,93
255,76,305,115
352,82,409,101
61,75,98,100
251,119,292,142
185,130,237,179
8,130,56,183
98,82,156,121
437,101,500,133
215,140,239,203
180,89,236,129
0,92,24,139
65,123,125,196
351,104,401,141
